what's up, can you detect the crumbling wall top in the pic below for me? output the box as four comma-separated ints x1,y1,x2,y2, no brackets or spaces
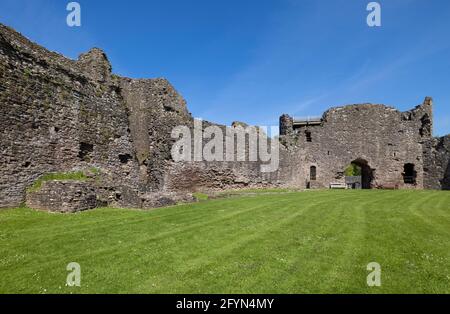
77,48,112,83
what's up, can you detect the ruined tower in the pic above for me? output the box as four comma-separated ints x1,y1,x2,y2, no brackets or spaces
279,97,449,190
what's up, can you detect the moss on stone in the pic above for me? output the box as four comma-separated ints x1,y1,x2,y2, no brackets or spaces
27,171,88,193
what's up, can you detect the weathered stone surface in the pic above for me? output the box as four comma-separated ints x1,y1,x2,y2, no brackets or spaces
0,23,139,207
423,135,450,190
78,48,112,83
141,191,195,209
119,77,193,191
26,181,96,213
278,98,449,190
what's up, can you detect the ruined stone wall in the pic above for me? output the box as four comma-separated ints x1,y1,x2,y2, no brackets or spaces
0,24,144,207
279,98,435,189
119,77,193,192
423,135,450,190
1,22,448,210
0,23,283,208
162,120,292,193
26,180,97,213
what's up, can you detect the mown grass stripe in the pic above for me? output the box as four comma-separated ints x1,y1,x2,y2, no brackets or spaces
0,190,449,293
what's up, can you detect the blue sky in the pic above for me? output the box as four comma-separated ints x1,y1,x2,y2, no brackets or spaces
0,0,449,136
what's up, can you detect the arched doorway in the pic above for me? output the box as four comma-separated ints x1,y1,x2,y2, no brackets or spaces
403,163,417,185
352,158,373,189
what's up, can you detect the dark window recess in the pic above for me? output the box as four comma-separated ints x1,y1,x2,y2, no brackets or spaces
305,131,312,142
163,105,177,113
310,166,317,181
78,142,94,161
119,154,132,164
403,163,417,184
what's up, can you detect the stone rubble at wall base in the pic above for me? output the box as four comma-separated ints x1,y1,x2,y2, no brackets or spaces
25,178,196,213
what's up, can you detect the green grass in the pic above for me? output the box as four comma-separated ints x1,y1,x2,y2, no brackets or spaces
193,192,209,201
0,190,449,294
27,171,87,192
215,187,298,198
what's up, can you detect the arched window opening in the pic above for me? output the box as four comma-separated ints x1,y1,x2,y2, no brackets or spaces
310,166,317,181
305,131,312,142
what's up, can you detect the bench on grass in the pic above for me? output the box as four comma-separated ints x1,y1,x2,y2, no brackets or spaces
330,182,347,189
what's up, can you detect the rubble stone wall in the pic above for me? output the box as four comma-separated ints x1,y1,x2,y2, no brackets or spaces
0,23,282,209
423,135,450,190
26,180,96,213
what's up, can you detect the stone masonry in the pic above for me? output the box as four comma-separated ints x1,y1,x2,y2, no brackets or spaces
279,97,449,190
26,181,96,213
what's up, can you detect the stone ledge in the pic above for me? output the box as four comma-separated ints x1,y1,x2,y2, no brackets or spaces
26,180,96,213
25,178,197,213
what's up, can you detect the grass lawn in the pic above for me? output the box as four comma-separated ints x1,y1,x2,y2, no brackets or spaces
0,190,449,294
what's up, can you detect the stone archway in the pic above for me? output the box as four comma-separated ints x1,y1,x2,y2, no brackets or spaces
352,158,374,189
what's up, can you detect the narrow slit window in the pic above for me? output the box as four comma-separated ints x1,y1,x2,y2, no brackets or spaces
310,166,317,181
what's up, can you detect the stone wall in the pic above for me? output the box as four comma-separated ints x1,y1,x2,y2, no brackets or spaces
279,98,436,189
0,23,283,209
423,135,450,190
119,77,193,192
26,181,96,213
161,119,297,193
0,23,141,207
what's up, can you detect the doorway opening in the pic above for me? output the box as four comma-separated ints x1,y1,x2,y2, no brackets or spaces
348,158,373,189
403,163,417,184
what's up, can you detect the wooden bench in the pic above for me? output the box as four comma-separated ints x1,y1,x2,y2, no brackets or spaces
330,182,347,189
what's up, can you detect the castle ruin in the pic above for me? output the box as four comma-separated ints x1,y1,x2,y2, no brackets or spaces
0,23,448,211
279,98,450,190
